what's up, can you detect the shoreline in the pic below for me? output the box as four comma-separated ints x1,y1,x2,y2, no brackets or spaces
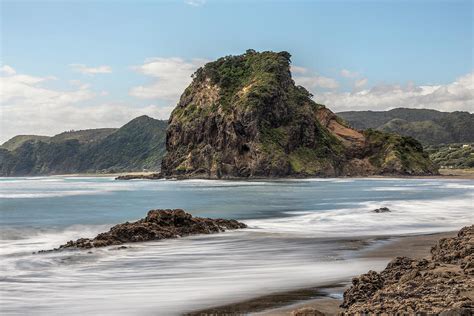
187,231,457,316
3,168,473,180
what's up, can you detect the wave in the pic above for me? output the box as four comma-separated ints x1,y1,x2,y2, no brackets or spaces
0,190,107,199
0,224,387,315
247,194,474,237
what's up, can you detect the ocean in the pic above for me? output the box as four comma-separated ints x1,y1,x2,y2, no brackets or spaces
0,176,473,315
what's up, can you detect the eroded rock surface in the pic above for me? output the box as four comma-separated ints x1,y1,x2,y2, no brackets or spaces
160,50,438,179
51,209,247,250
341,225,474,314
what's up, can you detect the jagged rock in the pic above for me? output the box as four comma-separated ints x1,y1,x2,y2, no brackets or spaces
44,209,246,251
431,225,474,273
341,225,474,314
160,50,438,179
373,207,391,213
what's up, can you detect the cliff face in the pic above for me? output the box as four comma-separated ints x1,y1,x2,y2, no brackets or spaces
161,50,438,178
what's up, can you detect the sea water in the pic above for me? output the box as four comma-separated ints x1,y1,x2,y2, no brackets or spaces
0,177,473,315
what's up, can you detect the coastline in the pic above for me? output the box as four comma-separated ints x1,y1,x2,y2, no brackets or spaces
2,168,473,179
187,231,457,316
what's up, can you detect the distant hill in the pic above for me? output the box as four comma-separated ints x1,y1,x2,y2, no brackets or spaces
49,128,117,144
1,135,51,151
337,108,474,145
0,116,167,176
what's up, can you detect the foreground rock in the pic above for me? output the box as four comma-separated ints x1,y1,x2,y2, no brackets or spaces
52,209,247,250
161,50,438,179
341,225,474,314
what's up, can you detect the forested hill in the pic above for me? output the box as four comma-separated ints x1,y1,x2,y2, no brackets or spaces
0,116,167,176
337,108,473,145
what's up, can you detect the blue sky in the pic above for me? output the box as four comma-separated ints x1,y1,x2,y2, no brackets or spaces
1,0,473,141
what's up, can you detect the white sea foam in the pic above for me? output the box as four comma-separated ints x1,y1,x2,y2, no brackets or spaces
0,190,106,199
0,226,387,315
247,194,474,237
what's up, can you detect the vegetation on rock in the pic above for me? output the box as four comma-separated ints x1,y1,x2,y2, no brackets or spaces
161,50,437,178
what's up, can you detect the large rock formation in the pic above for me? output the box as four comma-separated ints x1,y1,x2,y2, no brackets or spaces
49,209,247,250
341,225,474,314
161,50,437,178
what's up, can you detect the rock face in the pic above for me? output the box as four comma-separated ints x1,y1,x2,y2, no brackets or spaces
161,50,438,179
341,225,474,314
55,209,247,250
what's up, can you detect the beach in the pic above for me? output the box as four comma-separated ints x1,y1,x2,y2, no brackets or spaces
188,231,457,315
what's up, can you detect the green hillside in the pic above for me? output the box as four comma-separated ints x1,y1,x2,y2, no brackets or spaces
0,116,167,176
1,135,51,151
338,108,473,145
425,143,474,169
50,128,117,143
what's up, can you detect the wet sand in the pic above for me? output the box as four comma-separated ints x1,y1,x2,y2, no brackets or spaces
188,231,457,316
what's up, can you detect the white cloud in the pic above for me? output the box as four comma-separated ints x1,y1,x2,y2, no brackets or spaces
1,65,16,75
340,69,359,78
292,66,339,90
314,72,474,113
294,75,339,90
0,65,170,143
185,0,206,6
291,65,308,74
129,57,206,101
70,64,112,75
354,78,368,90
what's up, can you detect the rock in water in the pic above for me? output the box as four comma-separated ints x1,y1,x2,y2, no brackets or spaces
161,50,438,179
53,209,247,250
372,207,391,213
341,225,474,314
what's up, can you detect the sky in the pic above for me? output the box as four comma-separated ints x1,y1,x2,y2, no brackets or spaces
1,0,473,143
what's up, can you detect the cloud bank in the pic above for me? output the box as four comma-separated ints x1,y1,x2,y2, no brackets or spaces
315,72,473,113
0,65,169,143
129,57,206,101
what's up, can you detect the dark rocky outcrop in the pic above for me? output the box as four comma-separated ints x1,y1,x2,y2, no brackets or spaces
341,225,474,314
372,207,391,213
161,50,438,179
48,209,246,250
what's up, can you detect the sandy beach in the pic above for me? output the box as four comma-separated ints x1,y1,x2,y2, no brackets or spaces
188,231,457,316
